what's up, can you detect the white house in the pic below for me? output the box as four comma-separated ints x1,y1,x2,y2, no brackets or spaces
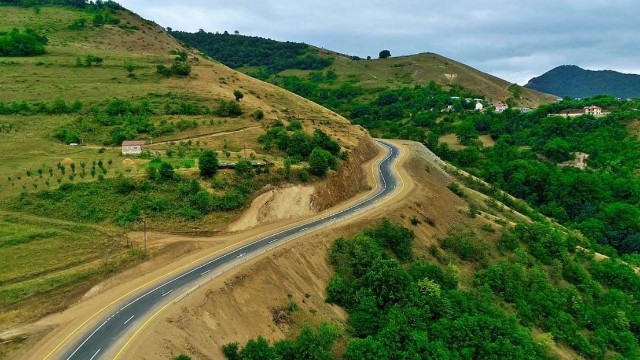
475,102,484,111
495,102,508,113
122,140,145,155
584,105,602,116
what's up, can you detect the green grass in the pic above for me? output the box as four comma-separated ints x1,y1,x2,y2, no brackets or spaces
0,216,114,285
0,214,133,328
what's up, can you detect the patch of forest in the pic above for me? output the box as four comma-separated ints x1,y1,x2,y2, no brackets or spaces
170,30,333,78
202,219,640,359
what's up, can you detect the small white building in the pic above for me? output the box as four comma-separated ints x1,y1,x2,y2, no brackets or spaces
584,105,602,116
495,102,508,113
475,102,484,111
122,140,145,155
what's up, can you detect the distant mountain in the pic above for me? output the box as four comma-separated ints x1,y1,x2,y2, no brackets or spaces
525,65,640,98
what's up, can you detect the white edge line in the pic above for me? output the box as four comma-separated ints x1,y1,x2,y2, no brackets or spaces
89,348,101,360
65,320,109,360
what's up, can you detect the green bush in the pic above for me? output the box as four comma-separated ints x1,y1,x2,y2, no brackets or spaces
440,227,488,264
171,60,191,76
216,100,242,117
308,147,331,177
53,127,80,144
0,28,47,56
198,150,219,178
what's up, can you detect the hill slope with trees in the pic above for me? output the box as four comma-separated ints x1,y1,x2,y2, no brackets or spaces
172,31,556,107
525,65,640,98
0,2,367,353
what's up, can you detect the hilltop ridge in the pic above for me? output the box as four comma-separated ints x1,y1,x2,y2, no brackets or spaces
172,30,556,107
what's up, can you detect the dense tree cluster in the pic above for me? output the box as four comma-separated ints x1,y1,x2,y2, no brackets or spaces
45,97,240,145
268,69,640,256
169,30,333,78
258,121,341,176
12,160,262,224
0,28,47,56
222,220,640,359
433,97,640,254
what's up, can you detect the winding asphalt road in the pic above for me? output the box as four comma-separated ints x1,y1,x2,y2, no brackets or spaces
55,140,401,360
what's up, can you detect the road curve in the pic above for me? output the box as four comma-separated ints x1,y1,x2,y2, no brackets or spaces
54,140,402,360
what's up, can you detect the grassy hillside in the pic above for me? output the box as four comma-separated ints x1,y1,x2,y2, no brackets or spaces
298,50,556,106
172,31,555,107
0,3,364,334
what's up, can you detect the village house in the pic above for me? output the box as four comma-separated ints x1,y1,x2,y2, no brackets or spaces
121,140,145,155
475,102,484,111
495,102,508,113
584,105,602,116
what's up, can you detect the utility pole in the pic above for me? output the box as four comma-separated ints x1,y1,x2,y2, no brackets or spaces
143,218,147,251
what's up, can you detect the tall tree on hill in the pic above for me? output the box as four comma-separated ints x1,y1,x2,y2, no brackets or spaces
379,50,391,59
198,150,219,178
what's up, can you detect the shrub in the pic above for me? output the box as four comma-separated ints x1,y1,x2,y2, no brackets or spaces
440,227,488,264
67,18,87,30
198,150,219,178
53,127,80,144
308,147,333,177
252,109,264,120
216,100,242,117
156,64,172,76
171,60,191,76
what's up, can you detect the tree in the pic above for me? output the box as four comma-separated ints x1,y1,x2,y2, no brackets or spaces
171,60,191,76
233,90,244,102
455,121,479,145
283,158,292,179
379,50,391,59
308,148,331,177
158,162,175,181
199,150,219,178
234,159,254,177
543,137,572,162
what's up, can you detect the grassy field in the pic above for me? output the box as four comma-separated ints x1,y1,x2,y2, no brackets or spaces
0,5,361,333
0,213,133,327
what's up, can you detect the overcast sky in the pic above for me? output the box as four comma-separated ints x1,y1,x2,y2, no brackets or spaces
119,0,640,84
